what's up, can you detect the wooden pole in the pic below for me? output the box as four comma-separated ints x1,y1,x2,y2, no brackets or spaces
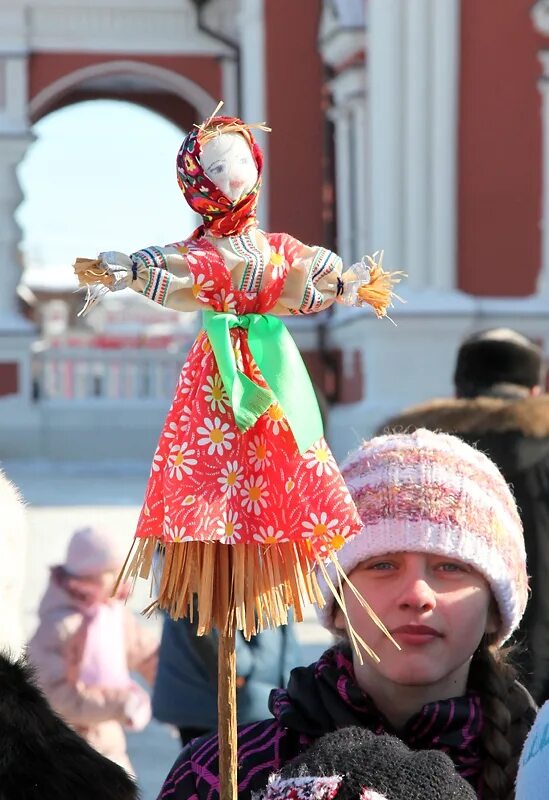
218,629,238,800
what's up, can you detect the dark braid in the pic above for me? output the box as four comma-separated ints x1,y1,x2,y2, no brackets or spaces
468,638,531,800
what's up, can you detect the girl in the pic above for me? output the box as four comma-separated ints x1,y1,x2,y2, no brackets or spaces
158,429,535,800
28,526,158,774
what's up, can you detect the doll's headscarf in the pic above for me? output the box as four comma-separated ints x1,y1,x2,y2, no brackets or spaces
176,115,264,239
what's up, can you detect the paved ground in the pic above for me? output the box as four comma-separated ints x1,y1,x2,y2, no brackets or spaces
7,459,331,800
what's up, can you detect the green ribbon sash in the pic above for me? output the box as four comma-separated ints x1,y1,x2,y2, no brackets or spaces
202,310,323,454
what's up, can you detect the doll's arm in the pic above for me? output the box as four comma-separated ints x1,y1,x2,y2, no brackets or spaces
271,236,402,319
74,244,205,315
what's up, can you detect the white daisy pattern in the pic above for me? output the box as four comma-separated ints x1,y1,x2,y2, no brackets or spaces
177,245,207,267
247,435,272,472
213,288,236,312
164,523,192,542
253,525,285,545
269,246,287,280
163,421,179,440
304,439,337,477
202,373,228,412
215,509,242,543
167,442,198,479
241,475,269,515
265,403,289,435
217,460,243,498
302,512,340,541
197,416,235,456
150,450,163,476
191,272,215,301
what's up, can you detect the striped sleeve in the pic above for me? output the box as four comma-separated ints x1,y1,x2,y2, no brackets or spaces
128,245,200,311
273,237,343,316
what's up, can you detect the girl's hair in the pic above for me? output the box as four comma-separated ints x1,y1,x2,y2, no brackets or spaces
468,637,531,800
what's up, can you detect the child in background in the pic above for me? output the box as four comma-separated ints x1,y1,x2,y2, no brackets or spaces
158,430,536,800
28,526,158,774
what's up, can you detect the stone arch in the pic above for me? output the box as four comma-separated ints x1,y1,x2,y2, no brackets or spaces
29,60,218,129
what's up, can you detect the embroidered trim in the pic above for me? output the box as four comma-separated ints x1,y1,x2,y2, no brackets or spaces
299,248,340,314
231,233,264,293
143,266,171,305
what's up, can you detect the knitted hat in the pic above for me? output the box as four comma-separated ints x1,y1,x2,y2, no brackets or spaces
317,429,527,644
256,727,475,800
64,527,129,577
515,698,549,799
454,328,544,396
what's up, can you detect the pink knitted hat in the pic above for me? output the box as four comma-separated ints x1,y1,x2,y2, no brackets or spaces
64,527,128,577
317,429,528,644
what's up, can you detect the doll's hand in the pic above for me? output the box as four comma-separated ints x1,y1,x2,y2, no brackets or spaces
97,251,135,292
123,682,152,732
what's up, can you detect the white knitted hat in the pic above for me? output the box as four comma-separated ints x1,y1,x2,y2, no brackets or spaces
316,429,528,645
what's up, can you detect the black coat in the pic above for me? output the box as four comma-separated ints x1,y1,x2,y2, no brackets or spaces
380,394,549,703
0,653,138,800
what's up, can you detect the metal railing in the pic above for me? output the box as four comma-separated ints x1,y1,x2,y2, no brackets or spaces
32,345,185,403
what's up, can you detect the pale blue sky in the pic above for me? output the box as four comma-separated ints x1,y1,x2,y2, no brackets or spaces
17,99,196,287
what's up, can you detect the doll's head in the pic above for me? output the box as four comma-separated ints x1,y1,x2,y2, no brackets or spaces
176,115,264,237
200,131,258,202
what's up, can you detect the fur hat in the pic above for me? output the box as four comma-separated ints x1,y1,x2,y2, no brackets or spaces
454,328,544,396
64,527,129,577
256,727,475,800
316,429,528,645
0,654,137,800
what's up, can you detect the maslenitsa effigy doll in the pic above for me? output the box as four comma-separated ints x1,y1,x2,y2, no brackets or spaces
74,111,402,642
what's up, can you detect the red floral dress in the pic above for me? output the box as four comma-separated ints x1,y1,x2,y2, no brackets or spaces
128,230,362,552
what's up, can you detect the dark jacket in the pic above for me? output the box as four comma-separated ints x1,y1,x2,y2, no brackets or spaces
379,394,549,703
156,645,536,800
152,614,301,730
0,652,137,800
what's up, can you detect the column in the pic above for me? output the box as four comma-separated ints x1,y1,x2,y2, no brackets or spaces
537,52,549,294
239,0,268,227
352,95,370,259
429,0,460,291
368,0,404,266
0,134,33,328
403,0,430,289
331,108,353,266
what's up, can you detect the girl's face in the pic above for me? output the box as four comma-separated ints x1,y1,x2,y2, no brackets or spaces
201,133,258,202
335,551,498,695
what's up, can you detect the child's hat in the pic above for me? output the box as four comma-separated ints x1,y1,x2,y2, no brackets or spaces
64,526,129,577
316,429,528,645
256,726,475,799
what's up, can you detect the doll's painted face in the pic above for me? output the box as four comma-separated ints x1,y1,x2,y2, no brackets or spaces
201,132,258,202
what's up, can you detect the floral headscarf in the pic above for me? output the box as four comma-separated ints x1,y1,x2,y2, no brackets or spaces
176,115,264,238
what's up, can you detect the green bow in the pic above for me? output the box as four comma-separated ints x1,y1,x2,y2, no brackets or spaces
202,310,323,454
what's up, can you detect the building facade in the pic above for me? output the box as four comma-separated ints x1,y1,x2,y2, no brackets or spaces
0,0,548,459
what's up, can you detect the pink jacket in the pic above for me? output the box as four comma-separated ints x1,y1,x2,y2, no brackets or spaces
27,578,158,771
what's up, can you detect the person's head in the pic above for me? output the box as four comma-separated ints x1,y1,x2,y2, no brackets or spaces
60,526,129,602
260,726,475,800
454,328,545,399
317,430,529,799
